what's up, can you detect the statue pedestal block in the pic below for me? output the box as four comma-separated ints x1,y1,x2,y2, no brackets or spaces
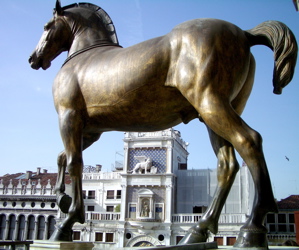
31,240,94,250
117,242,218,250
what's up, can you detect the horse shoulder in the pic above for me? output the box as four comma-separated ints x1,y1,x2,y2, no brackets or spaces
53,68,83,112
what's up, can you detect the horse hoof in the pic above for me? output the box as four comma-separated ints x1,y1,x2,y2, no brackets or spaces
49,226,73,241
177,225,208,245
57,193,72,213
234,227,268,249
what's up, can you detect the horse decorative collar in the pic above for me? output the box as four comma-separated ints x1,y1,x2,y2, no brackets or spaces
62,43,122,68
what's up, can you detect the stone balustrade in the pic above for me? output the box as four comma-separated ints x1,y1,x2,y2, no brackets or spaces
82,172,122,180
171,213,247,224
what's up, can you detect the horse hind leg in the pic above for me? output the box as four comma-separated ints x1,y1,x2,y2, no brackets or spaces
180,56,256,244
179,127,239,244
198,97,276,248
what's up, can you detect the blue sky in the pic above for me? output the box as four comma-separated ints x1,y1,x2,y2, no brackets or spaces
0,0,298,200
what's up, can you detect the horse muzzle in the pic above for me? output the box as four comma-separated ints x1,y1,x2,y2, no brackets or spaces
29,52,51,70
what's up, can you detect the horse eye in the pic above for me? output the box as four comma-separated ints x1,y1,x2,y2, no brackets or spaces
44,23,49,31
44,20,55,31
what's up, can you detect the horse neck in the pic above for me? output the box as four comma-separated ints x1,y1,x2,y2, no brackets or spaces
68,27,115,56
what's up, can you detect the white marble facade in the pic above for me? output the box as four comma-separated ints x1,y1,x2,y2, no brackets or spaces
0,128,254,248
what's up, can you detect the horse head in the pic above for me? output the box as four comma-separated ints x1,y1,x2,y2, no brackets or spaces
29,0,73,70
29,0,120,70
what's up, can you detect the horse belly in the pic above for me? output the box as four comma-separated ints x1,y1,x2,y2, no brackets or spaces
84,87,197,132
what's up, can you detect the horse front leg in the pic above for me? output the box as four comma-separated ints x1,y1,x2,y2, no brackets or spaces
179,127,239,244
50,109,85,241
54,132,102,215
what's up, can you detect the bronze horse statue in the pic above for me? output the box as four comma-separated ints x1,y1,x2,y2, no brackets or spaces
29,0,297,248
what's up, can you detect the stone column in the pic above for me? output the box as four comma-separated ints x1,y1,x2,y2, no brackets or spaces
13,220,18,240
23,220,29,240
119,184,127,221
34,220,39,240
44,221,49,240
166,145,173,174
4,220,9,240
165,184,173,223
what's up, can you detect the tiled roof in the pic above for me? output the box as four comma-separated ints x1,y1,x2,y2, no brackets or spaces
0,170,71,187
277,195,299,210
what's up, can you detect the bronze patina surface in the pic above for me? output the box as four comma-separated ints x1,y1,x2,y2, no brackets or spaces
29,0,297,248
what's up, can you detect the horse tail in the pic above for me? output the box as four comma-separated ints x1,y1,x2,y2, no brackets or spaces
245,21,297,94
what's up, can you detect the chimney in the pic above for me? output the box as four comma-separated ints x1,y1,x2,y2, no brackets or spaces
37,167,41,175
43,169,48,174
96,165,102,172
25,171,32,179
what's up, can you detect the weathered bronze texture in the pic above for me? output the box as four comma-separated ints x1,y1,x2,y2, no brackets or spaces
29,0,297,247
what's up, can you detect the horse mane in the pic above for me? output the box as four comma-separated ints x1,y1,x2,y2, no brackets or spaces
61,2,119,45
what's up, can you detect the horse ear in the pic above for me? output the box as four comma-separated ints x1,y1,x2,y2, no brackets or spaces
54,0,64,15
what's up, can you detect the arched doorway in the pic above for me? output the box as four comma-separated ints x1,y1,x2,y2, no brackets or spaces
37,216,45,240
0,214,6,240
47,216,56,239
27,215,35,240
7,214,16,240
16,215,25,240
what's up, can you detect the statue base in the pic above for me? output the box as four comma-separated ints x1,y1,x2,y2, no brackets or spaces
152,242,218,249
105,242,218,250
234,230,268,249
31,240,94,250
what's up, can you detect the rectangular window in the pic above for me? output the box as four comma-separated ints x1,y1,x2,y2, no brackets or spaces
278,214,286,223
289,224,295,232
176,236,184,245
88,190,95,199
116,190,121,199
156,207,163,213
269,224,276,232
129,204,136,219
130,206,136,212
106,206,114,212
267,213,275,223
106,233,114,242
178,163,187,170
155,204,164,221
214,237,223,245
82,190,86,199
227,237,237,246
289,213,295,223
73,231,80,240
87,206,95,211
107,190,114,199
278,224,287,232
95,232,103,241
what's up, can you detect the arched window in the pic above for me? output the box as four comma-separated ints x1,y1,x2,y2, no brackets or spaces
47,216,56,240
27,215,35,240
37,216,45,240
16,215,25,241
0,214,6,240
7,214,16,240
